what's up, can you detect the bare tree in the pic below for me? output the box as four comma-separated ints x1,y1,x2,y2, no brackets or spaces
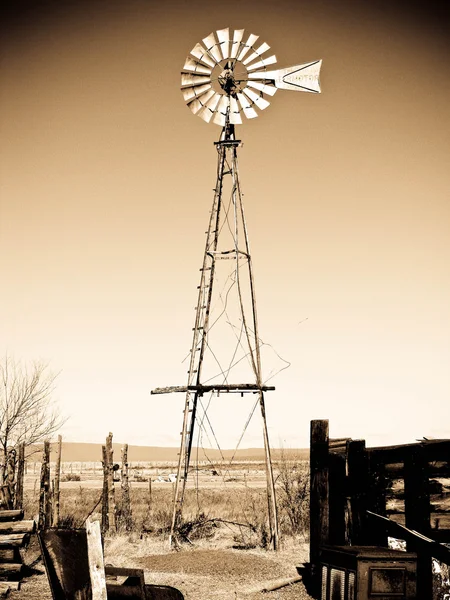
0,355,64,472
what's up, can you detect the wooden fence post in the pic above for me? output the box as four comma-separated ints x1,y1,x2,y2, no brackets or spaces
148,476,152,510
52,435,62,527
14,443,25,511
310,419,329,590
404,445,432,599
101,445,108,533
86,516,108,600
106,433,116,531
38,441,51,530
365,453,388,546
328,452,346,546
347,439,367,544
120,445,132,530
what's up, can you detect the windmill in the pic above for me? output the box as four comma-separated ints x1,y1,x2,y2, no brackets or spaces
151,28,322,549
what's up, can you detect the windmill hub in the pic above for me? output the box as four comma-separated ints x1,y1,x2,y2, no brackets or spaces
218,67,237,95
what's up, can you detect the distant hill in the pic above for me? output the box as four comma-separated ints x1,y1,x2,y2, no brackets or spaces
27,442,308,463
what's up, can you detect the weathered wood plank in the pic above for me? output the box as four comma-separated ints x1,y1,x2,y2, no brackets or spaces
404,445,430,535
85,517,107,600
0,511,23,522
328,452,346,545
0,582,19,591
0,550,15,563
365,454,388,546
0,521,35,534
106,434,116,532
151,384,275,395
368,439,450,464
0,562,22,576
367,510,450,566
120,445,132,531
52,435,62,527
310,420,329,568
347,439,368,544
13,445,24,512
101,446,108,534
38,442,51,530
0,534,30,548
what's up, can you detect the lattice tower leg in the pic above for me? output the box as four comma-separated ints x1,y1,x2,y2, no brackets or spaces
169,142,227,546
230,145,279,550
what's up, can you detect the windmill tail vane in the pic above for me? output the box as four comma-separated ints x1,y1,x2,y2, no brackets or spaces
153,27,322,550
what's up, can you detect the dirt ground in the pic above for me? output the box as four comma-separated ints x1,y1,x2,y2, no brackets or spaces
11,536,314,600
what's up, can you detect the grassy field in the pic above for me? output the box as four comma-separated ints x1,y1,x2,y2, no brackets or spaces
19,458,450,599
23,457,310,544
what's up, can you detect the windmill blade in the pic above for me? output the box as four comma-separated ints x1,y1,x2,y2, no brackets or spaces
213,110,226,126
181,73,211,88
216,28,230,60
229,111,242,125
236,33,259,62
205,92,222,111
216,94,230,116
242,42,270,66
246,81,277,96
229,96,243,124
242,88,270,110
236,92,258,119
197,106,214,123
212,95,230,125
183,57,212,75
246,55,277,72
198,93,222,123
249,60,322,93
187,89,216,114
230,29,245,59
202,32,222,64
187,98,205,115
182,83,212,102
190,43,216,68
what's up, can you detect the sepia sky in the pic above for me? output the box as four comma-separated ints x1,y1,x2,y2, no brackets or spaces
1,0,449,450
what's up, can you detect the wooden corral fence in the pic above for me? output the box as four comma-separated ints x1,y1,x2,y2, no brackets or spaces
310,419,450,598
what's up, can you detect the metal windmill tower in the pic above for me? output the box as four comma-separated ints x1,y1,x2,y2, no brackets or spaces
152,28,322,549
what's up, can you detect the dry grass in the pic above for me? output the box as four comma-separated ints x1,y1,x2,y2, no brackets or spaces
18,458,313,599
103,532,311,600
